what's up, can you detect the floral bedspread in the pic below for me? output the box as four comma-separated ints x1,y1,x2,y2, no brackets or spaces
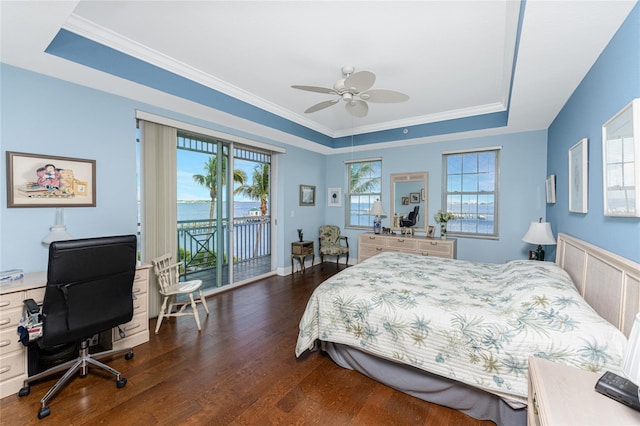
296,252,627,400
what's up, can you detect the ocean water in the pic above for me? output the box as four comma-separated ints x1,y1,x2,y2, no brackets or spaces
177,201,262,221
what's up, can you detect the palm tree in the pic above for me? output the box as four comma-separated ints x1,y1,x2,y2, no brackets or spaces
237,163,269,257
349,162,379,193
192,155,247,221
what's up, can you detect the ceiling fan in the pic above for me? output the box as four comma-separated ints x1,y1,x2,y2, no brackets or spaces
291,65,409,118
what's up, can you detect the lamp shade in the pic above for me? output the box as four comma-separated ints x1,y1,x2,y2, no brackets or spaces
369,200,387,217
522,221,556,245
623,312,640,386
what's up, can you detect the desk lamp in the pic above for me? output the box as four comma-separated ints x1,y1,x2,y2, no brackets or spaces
369,200,387,234
522,218,556,261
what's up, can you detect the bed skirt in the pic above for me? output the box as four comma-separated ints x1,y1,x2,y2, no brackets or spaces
322,341,526,426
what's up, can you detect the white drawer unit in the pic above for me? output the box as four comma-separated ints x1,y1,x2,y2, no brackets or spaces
0,266,150,399
358,233,456,263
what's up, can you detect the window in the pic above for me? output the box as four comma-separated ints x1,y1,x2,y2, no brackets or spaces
442,148,499,238
346,159,382,228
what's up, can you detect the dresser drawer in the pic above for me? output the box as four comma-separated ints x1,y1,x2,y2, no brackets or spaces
0,350,26,381
415,240,454,257
386,238,417,250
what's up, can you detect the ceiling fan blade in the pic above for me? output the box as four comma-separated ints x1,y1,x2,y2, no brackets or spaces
291,85,337,95
345,100,368,118
360,89,410,103
304,98,340,114
344,71,375,93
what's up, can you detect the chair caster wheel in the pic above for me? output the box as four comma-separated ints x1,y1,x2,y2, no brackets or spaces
124,351,134,360
18,386,30,397
38,406,51,419
116,377,127,388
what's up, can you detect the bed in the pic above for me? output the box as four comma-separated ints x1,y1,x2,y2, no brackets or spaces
295,233,640,425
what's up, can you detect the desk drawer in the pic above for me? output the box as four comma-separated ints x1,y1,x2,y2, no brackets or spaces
415,240,454,257
0,307,23,331
113,312,147,343
0,350,25,381
0,291,24,311
0,327,22,355
386,238,417,250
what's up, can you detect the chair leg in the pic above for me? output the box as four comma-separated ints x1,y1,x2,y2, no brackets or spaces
189,294,201,331
155,296,169,333
199,289,210,315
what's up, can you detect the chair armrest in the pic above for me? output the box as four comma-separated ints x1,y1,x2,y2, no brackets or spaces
340,235,349,247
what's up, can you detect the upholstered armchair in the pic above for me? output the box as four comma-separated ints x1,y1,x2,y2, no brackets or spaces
319,225,349,265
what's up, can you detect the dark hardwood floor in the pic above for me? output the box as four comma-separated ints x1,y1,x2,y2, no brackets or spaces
0,263,495,425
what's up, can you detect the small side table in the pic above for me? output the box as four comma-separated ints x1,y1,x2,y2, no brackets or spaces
291,241,314,274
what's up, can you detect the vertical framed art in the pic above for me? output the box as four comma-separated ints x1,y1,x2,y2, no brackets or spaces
328,188,342,207
568,138,588,213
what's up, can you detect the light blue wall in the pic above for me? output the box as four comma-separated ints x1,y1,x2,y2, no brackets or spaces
547,3,640,263
324,131,548,264
0,64,327,273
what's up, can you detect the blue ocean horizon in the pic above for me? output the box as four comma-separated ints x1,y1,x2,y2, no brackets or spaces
177,201,262,221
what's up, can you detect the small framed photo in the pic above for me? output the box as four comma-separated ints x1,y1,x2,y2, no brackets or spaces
427,226,435,238
545,174,556,204
6,151,96,208
569,138,588,213
410,192,420,203
328,187,341,207
299,184,316,206
401,196,409,205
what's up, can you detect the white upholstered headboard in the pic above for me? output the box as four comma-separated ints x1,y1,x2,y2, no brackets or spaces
556,233,640,337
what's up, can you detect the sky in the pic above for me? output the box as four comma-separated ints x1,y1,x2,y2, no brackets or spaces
136,142,264,202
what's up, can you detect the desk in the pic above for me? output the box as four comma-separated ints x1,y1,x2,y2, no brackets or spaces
0,265,150,399
291,241,314,274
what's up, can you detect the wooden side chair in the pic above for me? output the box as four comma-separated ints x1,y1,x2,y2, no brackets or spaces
151,253,210,333
319,225,349,265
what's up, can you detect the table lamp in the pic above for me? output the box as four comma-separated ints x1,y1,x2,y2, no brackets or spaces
522,218,556,261
42,208,74,245
369,200,387,234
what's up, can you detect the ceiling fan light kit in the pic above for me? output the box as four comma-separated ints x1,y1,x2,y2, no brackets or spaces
292,65,409,117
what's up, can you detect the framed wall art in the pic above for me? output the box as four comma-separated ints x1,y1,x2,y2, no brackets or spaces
602,98,640,217
410,192,420,203
299,184,316,206
328,187,341,207
568,138,588,213
545,174,556,204
6,151,96,208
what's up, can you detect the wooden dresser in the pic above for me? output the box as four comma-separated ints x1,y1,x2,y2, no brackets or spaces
358,233,456,263
0,265,150,399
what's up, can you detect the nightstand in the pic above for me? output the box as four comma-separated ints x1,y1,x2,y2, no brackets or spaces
528,357,640,425
291,241,314,274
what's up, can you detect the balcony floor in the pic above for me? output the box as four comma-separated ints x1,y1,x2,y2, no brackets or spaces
185,256,272,291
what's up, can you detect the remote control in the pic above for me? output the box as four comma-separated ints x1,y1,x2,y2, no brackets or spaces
595,371,640,412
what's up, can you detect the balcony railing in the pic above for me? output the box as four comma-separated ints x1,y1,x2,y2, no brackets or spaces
177,216,271,279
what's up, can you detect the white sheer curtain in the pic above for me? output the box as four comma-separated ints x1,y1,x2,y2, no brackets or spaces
140,120,177,318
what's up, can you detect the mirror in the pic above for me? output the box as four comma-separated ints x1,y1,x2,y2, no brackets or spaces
602,98,640,217
390,172,428,233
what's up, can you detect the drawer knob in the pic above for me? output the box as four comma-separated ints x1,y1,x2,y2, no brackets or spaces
421,252,429,256
0,366,10,374
397,239,404,242
430,242,438,245
0,340,11,348
0,318,10,326
0,301,10,308
376,248,383,251
368,236,376,240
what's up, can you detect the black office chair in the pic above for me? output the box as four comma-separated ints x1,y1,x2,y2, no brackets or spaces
400,206,420,227
18,235,137,419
